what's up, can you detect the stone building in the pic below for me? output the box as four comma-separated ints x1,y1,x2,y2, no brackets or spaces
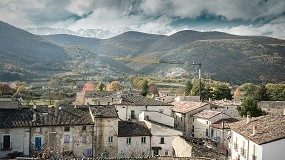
89,105,119,158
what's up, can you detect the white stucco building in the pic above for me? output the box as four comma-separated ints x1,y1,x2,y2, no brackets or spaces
230,115,285,160
118,121,151,158
209,100,241,118
172,101,210,137
114,96,173,121
193,110,230,139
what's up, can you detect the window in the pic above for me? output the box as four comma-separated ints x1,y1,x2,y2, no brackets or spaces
127,137,131,144
193,118,194,122
206,121,208,124
2,135,11,150
119,153,124,158
205,129,209,137
165,150,169,156
180,117,182,121
160,137,165,144
108,136,113,144
82,126,86,131
131,110,135,119
82,135,87,143
84,148,92,157
192,125,194,132
103,153,109,158
64,126,70,132
64,135,70,143
141,137,146,144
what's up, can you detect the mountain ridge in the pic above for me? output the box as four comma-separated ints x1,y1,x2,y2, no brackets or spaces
1,21,285,84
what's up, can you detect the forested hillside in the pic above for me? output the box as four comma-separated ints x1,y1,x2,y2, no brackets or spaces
1,20,284,84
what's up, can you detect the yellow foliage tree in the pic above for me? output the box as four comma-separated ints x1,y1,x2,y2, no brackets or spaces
107,81,123,91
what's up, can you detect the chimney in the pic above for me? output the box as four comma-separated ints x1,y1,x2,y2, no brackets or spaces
252,125,257,136
246,115,251,124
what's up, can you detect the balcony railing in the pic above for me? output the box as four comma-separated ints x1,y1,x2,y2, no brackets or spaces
234,143,238,151
252,155,257,160
1,142,12,150
240,147,246,158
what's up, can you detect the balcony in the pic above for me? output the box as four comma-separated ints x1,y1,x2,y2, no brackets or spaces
252,155,257,160
233,143,238,151
240,147,246,158
1,142,12,150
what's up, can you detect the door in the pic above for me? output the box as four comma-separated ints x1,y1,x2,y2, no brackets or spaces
35,137,42,151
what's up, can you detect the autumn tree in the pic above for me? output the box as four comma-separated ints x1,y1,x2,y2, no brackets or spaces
233,87,241,100
0,82,11,95
96,82,106,91
107,81,123,91
148,83,158,97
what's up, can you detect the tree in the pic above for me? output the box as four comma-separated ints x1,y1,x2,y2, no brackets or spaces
233,87,241,100
0,82,11,95
240,83,257,98
254,84,270,101
212,84,233,100
184,80,193,96
191,79,211,101
96,82,106,91
106,81,123,91
141,80,149,96
266,83,285,101
237,97,263,117
148,83,158,97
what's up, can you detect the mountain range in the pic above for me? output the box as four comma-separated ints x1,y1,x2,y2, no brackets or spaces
1,21,285,84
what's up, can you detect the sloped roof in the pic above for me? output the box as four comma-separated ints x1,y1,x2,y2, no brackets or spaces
0,107,32,128
31,106,93,126
231,115,285,145
209,100,242,108
211,118,239,129
117,96,173,106
172,101,208,113
0,105,94,128
118,121,151,137
89,105,118,118
85,91,116,98
194,110,221,119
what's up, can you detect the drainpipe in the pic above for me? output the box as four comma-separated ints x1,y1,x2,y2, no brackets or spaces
246,140,249,160
29,126,32,157
92,124,94,157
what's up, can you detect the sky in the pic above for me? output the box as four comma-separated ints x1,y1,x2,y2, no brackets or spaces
0,0,285,39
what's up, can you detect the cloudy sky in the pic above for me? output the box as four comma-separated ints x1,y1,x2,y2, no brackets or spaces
0,0,285,39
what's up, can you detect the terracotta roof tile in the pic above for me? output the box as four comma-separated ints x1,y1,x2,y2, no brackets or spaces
117,96,173,106
118,121,151,137
231,115,285,145
172,101,208,113
211,118,239,129
194,110,221,119
89,105,118,118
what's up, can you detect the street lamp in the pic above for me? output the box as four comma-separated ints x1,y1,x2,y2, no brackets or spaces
192,63,202,101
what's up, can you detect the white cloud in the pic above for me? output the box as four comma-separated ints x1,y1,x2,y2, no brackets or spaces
216,17,285,39
0,0,284,39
